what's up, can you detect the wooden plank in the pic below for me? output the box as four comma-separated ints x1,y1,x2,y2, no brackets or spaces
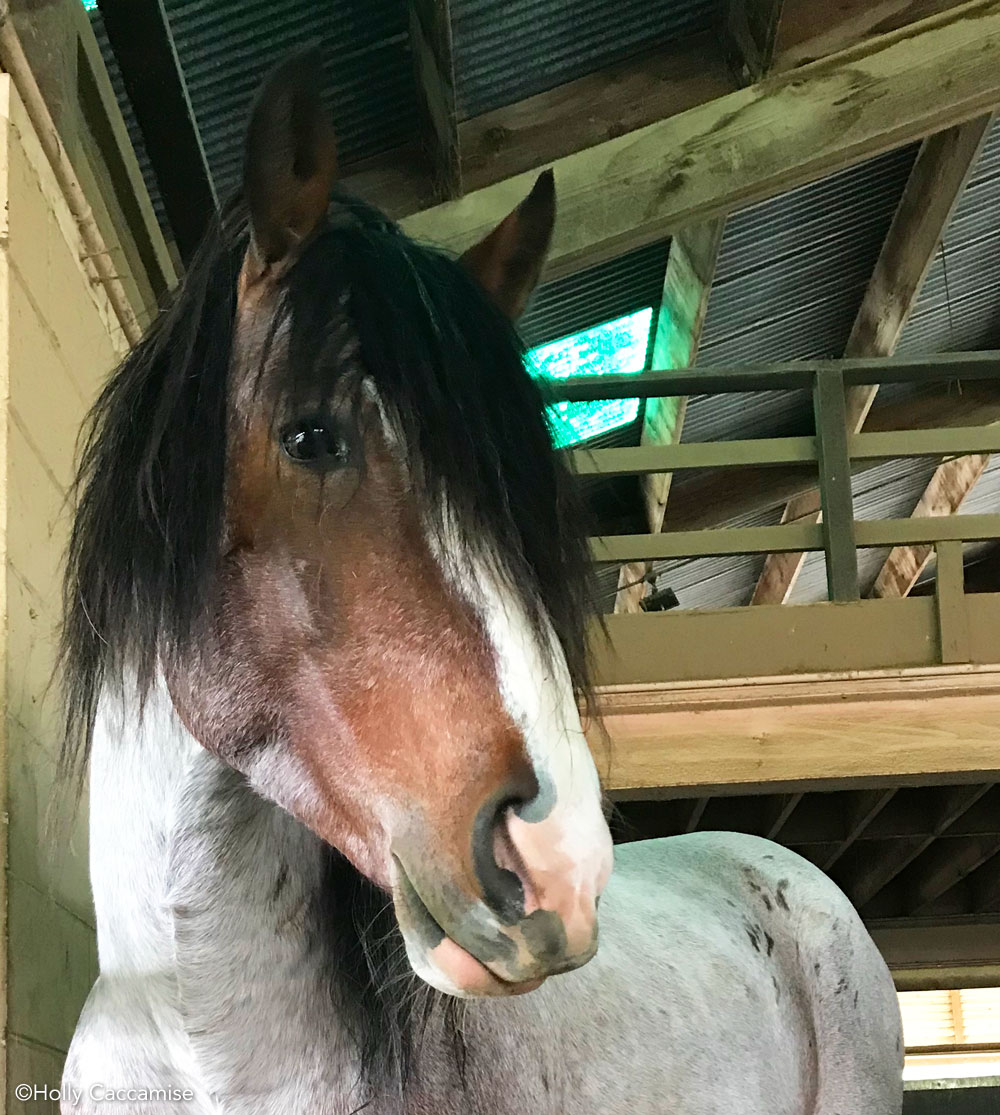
615,221,727,614
548,351,1000,402
408,0,460,200
641,223,727,503
592,522,825,562
590,678,1000,797
856,515,1000,546
873,918,1000,987
814,369,859,601
596,513,1000,564
459,33,734,194
873,453,993,598
774,0,959,71
751,116,992,604
854,428,1000,458
574,436,819,477
935,538,972,664
591,594,1000,686
402,1,1000,278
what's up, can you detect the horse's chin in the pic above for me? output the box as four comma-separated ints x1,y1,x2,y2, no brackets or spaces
407,929,546,999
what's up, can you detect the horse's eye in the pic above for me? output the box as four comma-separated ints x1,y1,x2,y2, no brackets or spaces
280,420,351,468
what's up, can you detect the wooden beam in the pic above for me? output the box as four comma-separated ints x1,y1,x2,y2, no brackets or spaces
814,369,859,601
589,664,1000,796
821,788,898,871
408,0,460,200
871,918,1000,988
592,593,1000,687
909,833,1000,912
873,453,993,598
724,0,786,82
773,0,959,72
459,33,734,195
614,219,726,612
836,784,990,909
95,0,216,262
750,115,993,604
401,1,1000,279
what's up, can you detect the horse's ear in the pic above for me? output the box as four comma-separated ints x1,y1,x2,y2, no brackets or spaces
243,49,337,278
459,170,555,320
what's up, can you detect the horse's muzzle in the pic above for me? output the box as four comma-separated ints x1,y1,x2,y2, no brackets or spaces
392,798,612,996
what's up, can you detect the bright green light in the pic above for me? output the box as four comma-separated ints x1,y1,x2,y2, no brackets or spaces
82,0,98,10
528,307,652,448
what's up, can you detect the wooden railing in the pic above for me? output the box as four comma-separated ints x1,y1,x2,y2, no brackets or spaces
553,351,1000,605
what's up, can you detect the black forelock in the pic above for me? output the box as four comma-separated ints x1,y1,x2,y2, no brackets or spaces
60,190,594,785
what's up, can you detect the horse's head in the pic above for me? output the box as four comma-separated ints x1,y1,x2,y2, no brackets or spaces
67,54,612,998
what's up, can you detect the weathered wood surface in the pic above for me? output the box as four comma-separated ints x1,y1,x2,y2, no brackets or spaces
589,664,1000,794
402,0,1000,278
874,454,992,598
408,0,461,200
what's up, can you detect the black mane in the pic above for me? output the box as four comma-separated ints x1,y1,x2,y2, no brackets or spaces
60,192,596,1099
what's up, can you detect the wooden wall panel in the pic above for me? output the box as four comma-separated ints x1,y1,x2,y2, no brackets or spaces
1,69,131,1097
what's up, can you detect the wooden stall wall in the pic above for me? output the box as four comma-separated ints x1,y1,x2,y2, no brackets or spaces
1,70,130,1107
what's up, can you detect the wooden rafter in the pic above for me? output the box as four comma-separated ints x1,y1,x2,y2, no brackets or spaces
873,453,992,598
401,1,1000,279
834,785,992,910
408,0,461,200
751,114,994,604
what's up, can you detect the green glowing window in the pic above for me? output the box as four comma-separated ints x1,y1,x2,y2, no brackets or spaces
528,307,652,449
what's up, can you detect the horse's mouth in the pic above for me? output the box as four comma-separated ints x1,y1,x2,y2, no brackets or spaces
391,857,545,998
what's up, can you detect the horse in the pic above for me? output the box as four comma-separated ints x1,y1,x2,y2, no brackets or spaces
58,51,903,1115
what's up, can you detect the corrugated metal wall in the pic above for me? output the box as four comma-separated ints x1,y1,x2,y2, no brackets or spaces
450,0,716,119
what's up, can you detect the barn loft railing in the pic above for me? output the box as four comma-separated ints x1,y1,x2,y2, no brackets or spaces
554,351,1000,612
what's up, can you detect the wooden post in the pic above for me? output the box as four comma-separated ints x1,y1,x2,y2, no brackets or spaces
813,369,859,601
408,0,461,201
935,539,971,664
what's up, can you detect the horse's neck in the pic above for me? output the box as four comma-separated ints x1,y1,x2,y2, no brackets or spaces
88,677,362,1112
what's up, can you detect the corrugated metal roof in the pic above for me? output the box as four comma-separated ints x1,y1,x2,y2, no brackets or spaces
682,145,918,445
520,241,669,348
898,118,1000,354
450,0,716,119
89,10,169,232
161,0,418,199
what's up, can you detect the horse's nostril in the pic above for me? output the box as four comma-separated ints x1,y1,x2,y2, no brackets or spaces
472,792,536,925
